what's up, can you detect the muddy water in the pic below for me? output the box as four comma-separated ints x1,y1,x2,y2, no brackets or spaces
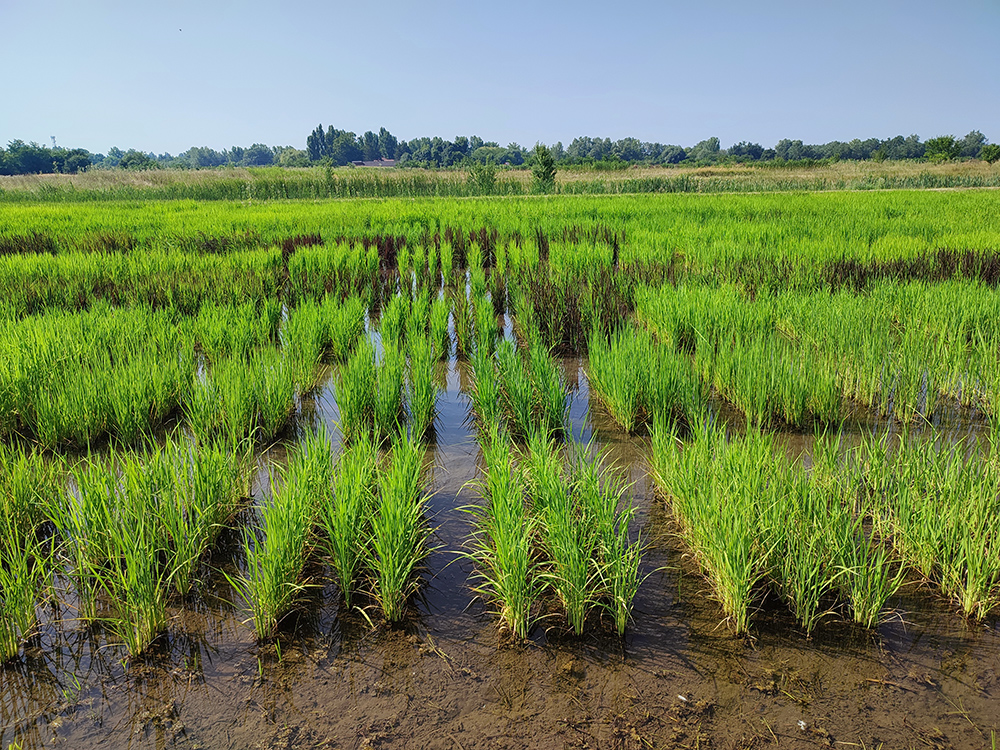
3,358,1000,750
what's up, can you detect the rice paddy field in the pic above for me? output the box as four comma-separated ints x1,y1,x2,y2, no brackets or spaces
2,188,1000,748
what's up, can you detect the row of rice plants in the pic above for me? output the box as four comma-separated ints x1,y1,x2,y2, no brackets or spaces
649,420,907,634
637,281,1000,423
281,295,365,392
42,436,250,657
852,430,1000,620
234,428,431,636
0,301,299,448
0,305,196,447
336,323,441,443
467,425,643,637
0,444,62,661
0,294,370,449
587,324,706,433
5,190,999,289
0,244,283,317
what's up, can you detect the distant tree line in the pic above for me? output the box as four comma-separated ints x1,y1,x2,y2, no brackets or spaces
1,129,997,176
301,126,996,168
0,141,311,175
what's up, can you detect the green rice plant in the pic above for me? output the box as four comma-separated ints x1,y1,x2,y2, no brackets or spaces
522,430,601,634
195,300,281,361
0,513,52,662
586,329,644,433
191,348,296,445
407,335,438,440
367,432,429,623
440,241,454,284
46,458,118,622
324,294,365,362
380,293,408,347
157,435,251,596
828,500,906,628
320,432,379,608
375,343,406,442
536,472,596,635
254,349,297,442
938,479,1000,621
764,476,841,635
496,340,536,439
469,345,504,434
854,429,1000,621
466,424,542,638
571,450,644,634
523,428,566,513
427,243,440,287
527,335,567,435
0,443,61,535
336,339,377,443
474,295,499,355
97,456,170,658
282,299,327,392
453,289,474,358
228,430,329,640
184,372,221,443
406,288,431,342
208,357,258,441
811,431,906,628
429,295,451,360
650,418,770,634
588,325,705,433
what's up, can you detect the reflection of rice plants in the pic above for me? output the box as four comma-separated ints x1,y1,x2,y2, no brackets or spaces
368,433,429,623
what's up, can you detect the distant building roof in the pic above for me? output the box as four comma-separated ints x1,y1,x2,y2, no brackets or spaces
350,159,396,167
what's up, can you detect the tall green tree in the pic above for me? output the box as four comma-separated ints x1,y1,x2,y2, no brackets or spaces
980,144,1000,164
924,135,962,161
531,143,556,193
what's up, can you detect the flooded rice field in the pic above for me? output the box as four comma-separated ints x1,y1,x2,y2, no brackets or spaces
2,356,999,750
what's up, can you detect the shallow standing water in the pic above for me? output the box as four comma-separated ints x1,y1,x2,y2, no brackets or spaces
2,356,1000,750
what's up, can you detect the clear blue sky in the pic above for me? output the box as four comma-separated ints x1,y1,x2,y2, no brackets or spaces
2,0,997,155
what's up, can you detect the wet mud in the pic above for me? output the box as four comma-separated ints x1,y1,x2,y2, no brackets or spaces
2,358,999,749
